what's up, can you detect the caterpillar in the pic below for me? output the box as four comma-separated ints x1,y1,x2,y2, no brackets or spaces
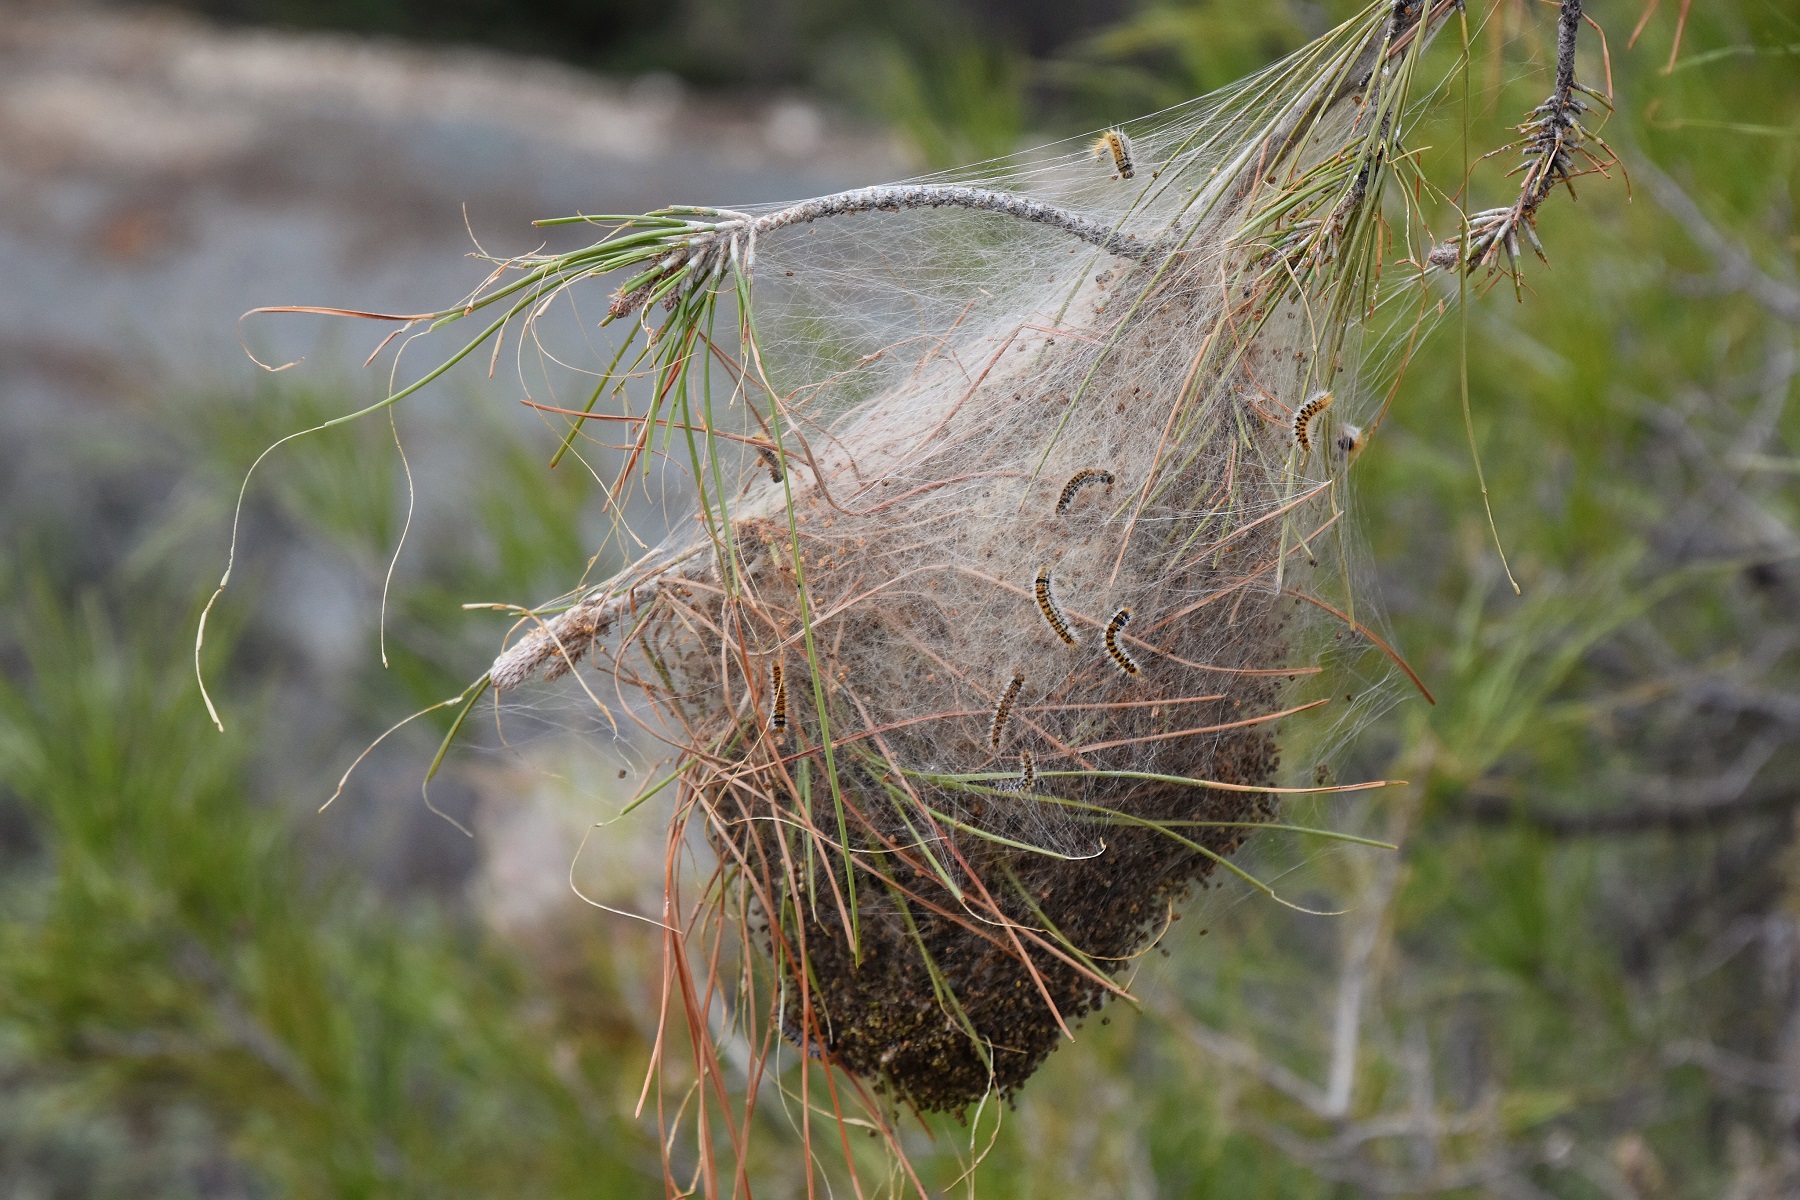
770,662,787,733
995,749,1036,793
1335,423,1366,464
1292,391,1334,453
1056,468,1116,515
756,445,784,483
1034,566,1078,646
1091,129,1135,179
989,673,1024,749
1103,607,1140,676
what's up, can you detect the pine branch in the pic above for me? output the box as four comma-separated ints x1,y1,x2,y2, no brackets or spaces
607,185,1159,320
1436,0,1623,278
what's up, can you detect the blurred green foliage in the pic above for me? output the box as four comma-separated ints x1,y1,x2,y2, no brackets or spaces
821,34,1029,166
7,0,1800,1194
0,458,659,1196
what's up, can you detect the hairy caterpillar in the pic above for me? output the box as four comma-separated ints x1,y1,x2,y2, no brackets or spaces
1091,129,1135,180
756,445,784,483
1034,566,1078,646
989,673,1024,749
1335,423,1365,464
770,662,787,732
1056,468,1116,515
1291,391,1334,453
995,748,1036,793
1103,607,1139,676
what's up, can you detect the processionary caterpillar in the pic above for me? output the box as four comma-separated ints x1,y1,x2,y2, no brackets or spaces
1091,129,1135,180
1335,423,1365,464
756,445,784,483
769,662,787,732
1103,607,1140,676
1292,391,1334,453
1056,468,1116,515
996,749,1036,793
1034,566,1078,646
989,673,1024,749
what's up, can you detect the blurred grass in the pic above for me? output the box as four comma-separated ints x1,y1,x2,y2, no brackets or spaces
820,33,1028,166
4,0,1800,1193
0,574,657,1196
0,373,659,1193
